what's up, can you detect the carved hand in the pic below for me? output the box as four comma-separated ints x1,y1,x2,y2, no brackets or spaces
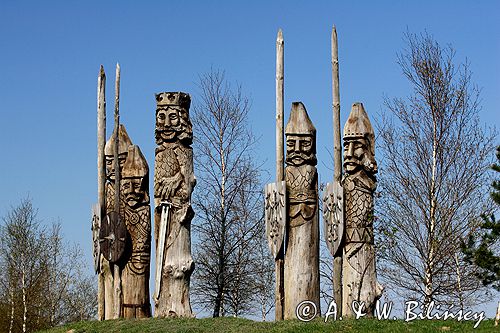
156,172,183,200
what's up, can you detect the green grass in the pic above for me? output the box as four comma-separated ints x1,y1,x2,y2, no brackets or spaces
37,317,498,333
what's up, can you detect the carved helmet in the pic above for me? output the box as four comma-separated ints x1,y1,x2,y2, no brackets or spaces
343,102,375,156
122,145,149,179
104,124,133,156
285,102,316,137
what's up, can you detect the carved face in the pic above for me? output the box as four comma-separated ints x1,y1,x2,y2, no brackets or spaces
286,134,315,166
155,106,192,144
121,177,146,208
105,153,128,181
343,137,376,174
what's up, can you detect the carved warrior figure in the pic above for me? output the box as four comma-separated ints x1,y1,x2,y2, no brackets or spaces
341,103,383,316
120,144,151,318
154,92,196,318
283,102,320,319
98,124,132,320
97,125,152,319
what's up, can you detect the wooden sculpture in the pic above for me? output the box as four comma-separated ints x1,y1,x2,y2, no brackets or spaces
341,103,383,316
153,92,196,318
120,144,151,318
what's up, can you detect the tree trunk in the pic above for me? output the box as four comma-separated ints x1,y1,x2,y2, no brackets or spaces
9,287,14,333
424,120,439,310
495,301,500,326
22,270,27,333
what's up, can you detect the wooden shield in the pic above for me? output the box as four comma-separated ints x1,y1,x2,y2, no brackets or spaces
91,203,101,273
99,211,128,263
323,182,344,256
265,181,286,259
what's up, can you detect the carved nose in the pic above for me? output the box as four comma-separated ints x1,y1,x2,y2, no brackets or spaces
347,142,354,157
294,140,300,151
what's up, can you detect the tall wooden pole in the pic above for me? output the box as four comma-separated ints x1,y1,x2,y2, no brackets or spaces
97,65,106,321
275,28,285,321
332,25,343,314
112,63,122,319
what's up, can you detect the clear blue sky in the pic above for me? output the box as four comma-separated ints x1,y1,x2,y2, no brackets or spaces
0,0,498,319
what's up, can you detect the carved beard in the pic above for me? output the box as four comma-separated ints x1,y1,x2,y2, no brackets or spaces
286,151,316,166
123,180,148,208
155,123,183,142
155,124,192,145
344,153,377,176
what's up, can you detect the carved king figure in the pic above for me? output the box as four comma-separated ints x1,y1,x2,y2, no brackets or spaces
283,102,320,319
341,103,382,316
154,92,196,317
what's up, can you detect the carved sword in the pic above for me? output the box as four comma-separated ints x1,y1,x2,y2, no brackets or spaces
154,200,171,303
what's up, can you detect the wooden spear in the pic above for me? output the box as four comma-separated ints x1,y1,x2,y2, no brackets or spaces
275,28,285,321
112,63,122,319
332,25,343,314
97,65,106,321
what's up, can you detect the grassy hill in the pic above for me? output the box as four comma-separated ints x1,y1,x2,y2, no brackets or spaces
38,317,498,333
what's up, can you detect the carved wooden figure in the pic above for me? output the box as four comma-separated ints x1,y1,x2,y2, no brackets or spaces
99,124,132,319
120,144,152,318
283,102,320,319
153,92,196,318
341,103,383,316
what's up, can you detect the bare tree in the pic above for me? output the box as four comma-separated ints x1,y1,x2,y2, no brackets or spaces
376,32,496,309
252,232,275,321
0,199,96,333
190,69,269,318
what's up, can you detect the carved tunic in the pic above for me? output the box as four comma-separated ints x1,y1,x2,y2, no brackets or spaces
283,164,320,319
344,177,374,245
154,142,195,317
122,204,151,318
123,205,151,275
287,165,317,227
105,182,127,216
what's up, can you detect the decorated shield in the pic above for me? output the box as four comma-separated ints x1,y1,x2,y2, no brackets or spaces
265,181,286,259
91,203,101,273
323,181,344,256
99,211,128,263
